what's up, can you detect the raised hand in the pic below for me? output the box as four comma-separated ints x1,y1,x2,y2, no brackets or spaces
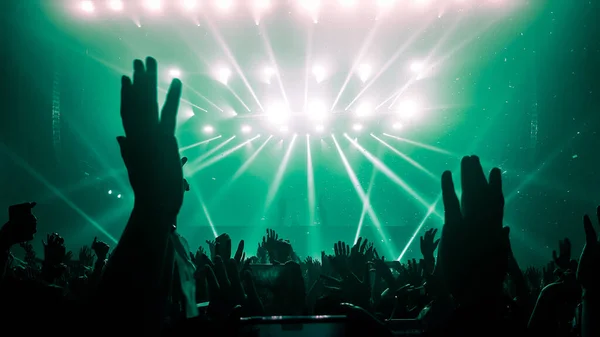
331,241,351,277
91,237,110,260
419,228,440,260
206,239,216,261
349,237,369,278
43,233,68,266
553,237,575,271
578,207,600,291
437,156,508,304
117,57,183,218
79,245,95,267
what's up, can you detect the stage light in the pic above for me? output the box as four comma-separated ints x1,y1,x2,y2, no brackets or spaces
203,125,215,134
182,0,197,9
352,123,363,131
216,0,233,10
108,0,123,11
255,0,271,9
392,122,403,130
108,190,113,195
267,102,289,125
308,100,327,121
315,125,325,132
217,67,232,85
168,68,182,79
398,100,419,118
146,0,161,10
357,64,372,82
377,0,395,7
80,0,94,13
117,194,122,199
410,61,424,73
241,125,252,133
264,66,276,83
339,0,358,7
356,102,373,117
312,65,326,83
300,0,321,11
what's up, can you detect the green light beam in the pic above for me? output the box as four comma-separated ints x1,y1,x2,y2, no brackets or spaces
194,135,261,172
264,134,298,211
187,136,236,173
344,134,441,218
179,135,222,152
0,145,118,243
207,136,273,209
332,135,393,258
382,133,454,156
371,134,437,180
307,135,316,227
397,198,441,261
354,168,377,245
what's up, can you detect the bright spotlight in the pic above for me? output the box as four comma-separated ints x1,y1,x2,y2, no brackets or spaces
267,102,290,125
357,64,372,82
308,101,327,121
392,122,403,130
217,67,232,85
339,0,357,7
301,0,321,11
80,0,95,13
315,125,325,132
168,68,182,79
312,65,326,83
146,0,161,10
182,0,197,9
352,123,363,131
216,0,233,10
108,190,113,195
241,125,252,133
264,66,276,83
398,100,419,118
356,102,373,117
108,0,123,11
377,0,395,7
203,125,215,134
255,0,271,9
117,194,122,199
410,61,424,73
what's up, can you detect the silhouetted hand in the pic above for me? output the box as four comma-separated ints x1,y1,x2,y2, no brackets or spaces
420,228,440,261
578,207,600,292
117,57,183,218
331,241,351,278
350,237,369,279
79,245,94,267
553,238,576,271
206,239,216,261
43,233,68,266
91,237,110,261
438,156,508,304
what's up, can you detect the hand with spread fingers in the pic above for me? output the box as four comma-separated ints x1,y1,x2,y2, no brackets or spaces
437,155,508,304
117,57,184,220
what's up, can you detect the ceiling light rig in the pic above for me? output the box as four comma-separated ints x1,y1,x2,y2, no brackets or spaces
74,0,494,18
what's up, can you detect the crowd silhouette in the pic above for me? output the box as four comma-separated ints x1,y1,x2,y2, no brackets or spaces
1,57,598,337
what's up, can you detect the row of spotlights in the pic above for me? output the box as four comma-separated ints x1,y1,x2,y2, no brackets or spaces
200,122,403,134
80,0,478,14
167,60,424,85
